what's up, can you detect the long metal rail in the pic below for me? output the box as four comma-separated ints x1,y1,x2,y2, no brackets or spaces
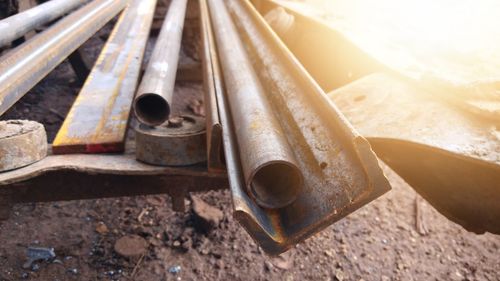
0,0,87,48
0,0,127,117
133,0,188,126
208,0,303,209
208,0,390,254
199,0,224,171
52,0,157,154
253,0,500,235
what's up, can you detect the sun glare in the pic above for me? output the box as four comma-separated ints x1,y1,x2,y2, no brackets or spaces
285,0,500,85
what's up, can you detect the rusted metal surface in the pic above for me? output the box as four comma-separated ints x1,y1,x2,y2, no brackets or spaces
0,148,228,217
0,120,47,172
0,0,87,48
199,0,224,171
328,73,500,234
208,0,303,209
52,0,157,154
135,115,207,166
208,0,390,254
0,0,127,117
134,0,188,126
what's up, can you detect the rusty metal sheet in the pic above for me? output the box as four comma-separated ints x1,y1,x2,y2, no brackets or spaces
0,146,228,216
52,0,157,154
209,0,390,254
328,73,500,234
199,0,224,171
0,0,128,117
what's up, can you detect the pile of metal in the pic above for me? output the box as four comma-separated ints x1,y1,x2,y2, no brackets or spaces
0,0,497,255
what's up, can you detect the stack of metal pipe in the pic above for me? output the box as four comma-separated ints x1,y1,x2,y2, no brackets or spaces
202,0,390,254
0,0,128,116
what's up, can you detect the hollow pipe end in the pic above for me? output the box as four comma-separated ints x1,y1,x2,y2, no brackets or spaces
249,161,303,209
134,93,170,126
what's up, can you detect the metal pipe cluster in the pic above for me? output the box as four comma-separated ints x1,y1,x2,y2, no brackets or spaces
0,0,127,116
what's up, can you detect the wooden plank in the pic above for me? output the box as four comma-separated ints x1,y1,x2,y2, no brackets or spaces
52,0,157,154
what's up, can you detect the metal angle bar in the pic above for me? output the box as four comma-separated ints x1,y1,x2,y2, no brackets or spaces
133,0,188,126
199,0,224,172
52,0,157,154
254,0,500,235
0,0,87,48
210,0,390,254
0,0,128,117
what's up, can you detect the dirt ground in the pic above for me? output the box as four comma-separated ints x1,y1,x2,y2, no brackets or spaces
0,4,499,281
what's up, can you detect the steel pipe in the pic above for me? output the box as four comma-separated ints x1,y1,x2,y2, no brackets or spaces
208,0,303,209
133,0,188,126
0,0,88,48
0,0,128,117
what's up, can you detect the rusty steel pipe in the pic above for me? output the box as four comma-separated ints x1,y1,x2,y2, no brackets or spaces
0,0,128,117
208,0,303,209
133,0,188,126
0,0,87,48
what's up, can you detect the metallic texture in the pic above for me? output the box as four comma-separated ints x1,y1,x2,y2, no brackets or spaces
0,120,47,172
52,0,157,154
0,151,228,220
254,0,500,235
328,73,500,234
208,0,303,209
200,0,224,171
133,0,188,126
135,115,207,166
211,0,390,254
0,0,128,117
0,0,87,48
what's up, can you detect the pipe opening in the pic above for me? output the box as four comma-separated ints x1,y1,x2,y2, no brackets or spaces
135,94,170,126
251,162,303,209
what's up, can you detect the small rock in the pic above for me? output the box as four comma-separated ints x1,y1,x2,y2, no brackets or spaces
95,222,109,234
271,253,292,270
191,195,223,233
334,268,345,281
264,261,274,272
67,268,78,275
23,247,56,269
324,249,334,257
168,265,181,274
114,235,148,258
